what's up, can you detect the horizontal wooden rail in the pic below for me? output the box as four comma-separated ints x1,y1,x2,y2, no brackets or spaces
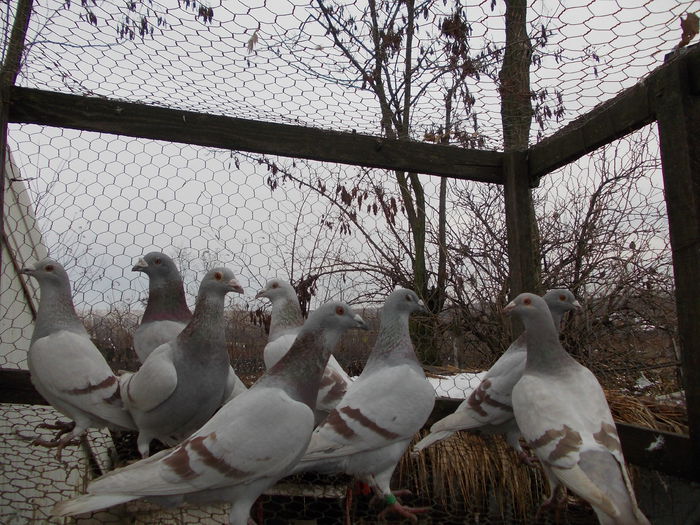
8,86,504,184
528,43,700,180
1,368,695,481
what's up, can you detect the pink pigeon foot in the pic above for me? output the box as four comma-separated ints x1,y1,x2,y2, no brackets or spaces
377,494,430,523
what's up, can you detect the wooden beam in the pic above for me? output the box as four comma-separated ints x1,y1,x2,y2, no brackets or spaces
431,397,698,481
8,86,503,184
655,54,700,474
529,44,700,180
0,367,48,405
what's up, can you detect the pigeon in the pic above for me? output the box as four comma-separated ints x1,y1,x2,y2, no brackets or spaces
53,301,368,525
506,293,650,525
292,288,435,522
132,252,192,363
20,259,136,457
256,278,352,424
133,252,247,403
120,267,245,458
413,289,581,462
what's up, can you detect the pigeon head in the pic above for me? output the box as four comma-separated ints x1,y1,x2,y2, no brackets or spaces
197,267,244,297
20,258,72,292
307,301,368,333
255,278,296,301
382,288,428,317
503,293,551,325
132,252,180,281
543,288,581,313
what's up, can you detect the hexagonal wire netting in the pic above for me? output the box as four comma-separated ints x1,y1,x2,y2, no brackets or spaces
0,0,695,524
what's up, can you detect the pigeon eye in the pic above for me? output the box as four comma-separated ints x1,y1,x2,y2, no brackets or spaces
523,297,532,305
154,258,162,265
45,264,54,272
559,294,566,301
335,306,345,315
272,282,279,289
215,272,223,280
405,294,412,302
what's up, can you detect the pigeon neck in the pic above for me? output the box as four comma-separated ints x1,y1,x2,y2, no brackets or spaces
142,279,191,323
177,291,226,354
268,297,303,340
523,314,574,372
362,312,417,373
262,329,335,408
32,283,87,344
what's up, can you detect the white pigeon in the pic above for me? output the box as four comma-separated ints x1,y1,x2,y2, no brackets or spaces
133,252,247,403
132,252,192,363
53,301,368,525
413,289,581,462
256,278,352,424
292,288,435,522
20,259,136,457
506,293,650,525
120,267,245,458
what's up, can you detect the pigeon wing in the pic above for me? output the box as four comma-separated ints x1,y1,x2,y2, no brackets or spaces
28,331,132,429
121,342,178,413
304,365,434,460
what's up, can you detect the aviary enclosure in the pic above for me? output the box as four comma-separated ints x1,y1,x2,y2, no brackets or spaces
0,0,698,523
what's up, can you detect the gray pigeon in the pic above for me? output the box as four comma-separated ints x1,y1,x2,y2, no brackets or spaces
20,259,136,457
506,293,650,525
133,252,246,403
53,301,368,525
413,289,581,462
292,288,435,522
256,278,351,424
132,252,192,362
120,267,245,457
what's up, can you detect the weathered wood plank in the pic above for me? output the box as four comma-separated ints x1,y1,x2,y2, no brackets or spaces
430,397,697,481
8,86,503,183
0,367,48,405
655,56,700,475
529,44,700,179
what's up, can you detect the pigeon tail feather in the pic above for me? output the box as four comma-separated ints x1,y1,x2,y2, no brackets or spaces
413,429,454,453
53,493,137,517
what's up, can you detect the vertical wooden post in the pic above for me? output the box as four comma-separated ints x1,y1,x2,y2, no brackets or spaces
655,53,700,468
1,0,34,278
503,150,540,297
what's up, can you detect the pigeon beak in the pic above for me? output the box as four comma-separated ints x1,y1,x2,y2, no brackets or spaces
417,299,429,314
503,300,516,315
132,258,148,272
353,314,369,331
227,278,244,294
254,289,266,299
19,267,33,276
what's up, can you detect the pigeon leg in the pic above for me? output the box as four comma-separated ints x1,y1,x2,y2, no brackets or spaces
37,420,77,443
32,431,85,461
377,494,430,523
535,484,567,523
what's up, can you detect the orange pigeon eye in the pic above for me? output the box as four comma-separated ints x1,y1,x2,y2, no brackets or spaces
272,282,279,288
45,264,54,272
559,294,566,301
215,272,223,280
155,258,162,264
336,306,345,315
523,297,532,305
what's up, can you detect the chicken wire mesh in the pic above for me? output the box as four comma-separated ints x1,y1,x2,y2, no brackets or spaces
1,0,696,523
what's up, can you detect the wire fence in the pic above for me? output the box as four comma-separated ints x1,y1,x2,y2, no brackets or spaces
1,0,697,523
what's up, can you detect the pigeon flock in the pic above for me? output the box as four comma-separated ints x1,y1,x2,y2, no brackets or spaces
17,254,650,524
